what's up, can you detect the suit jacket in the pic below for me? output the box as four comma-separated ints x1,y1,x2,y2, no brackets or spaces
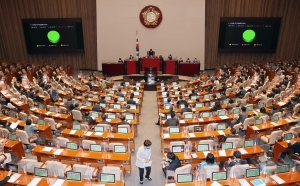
165,118,179,126
181,107,192,114
24,125,38,136
177,99,187,105
65,101,74,110
236,89,246,98
267,92,276,98
99,99,106,104
87,82,93,89
167,156,181,171
83,116,94,125
92,104,101,112
49,88,58,102
116,92,124,97
228,159,248,168
288,142,300,155
27,91,34,99
127,99,136,105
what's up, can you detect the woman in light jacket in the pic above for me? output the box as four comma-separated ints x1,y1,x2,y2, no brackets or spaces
135,139,152,185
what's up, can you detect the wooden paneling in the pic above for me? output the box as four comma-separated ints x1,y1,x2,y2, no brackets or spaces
0,0,97,70
205,0,300,69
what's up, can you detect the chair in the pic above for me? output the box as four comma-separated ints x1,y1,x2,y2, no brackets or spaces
58,106,68,114
27,98,34,108
108,143,124,151
171,164,192,181
259,115,269,122
72,164,99,180
0,128,9,138
19,112,28,119
30,115,39,124
17,130,38,152
293,104,300,113
260,130,283,145
225,88,232,96
201,165,219,179
72,110,82,121
233,123,242,133
102,166,123,181
241,117,255,130
289,126,300,134
206,123,218,131
44,160,72,178
117,124,130,133
44,118,62,133
265,98,274,108
229,164,250,178
225,138,241,148
273,112,282,118
243,92,250,101
81,124,90,131
82,140,96,150
56,137,70,148
19,159,43,174
198,140,215,150
43,91,50,97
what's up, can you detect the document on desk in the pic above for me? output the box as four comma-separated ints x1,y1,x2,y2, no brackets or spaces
238,148,248,154
45,112,51,115
277,102,286,106
85,131,93,136
8,173,21,183
52,179,65,186
270,122,278,126
218,150,226,156
108,109,113,111
165,184,176,186
192,108,196,112
219,116,229,120
211,181,222,186
54,113,61,117
10,122,19,129
217,131,225,135
270,175,285,184
69,130,77,134
179,120,185,124
42,147,53,152
106,119,111,122
28,178,41,186
163,134,170,138
238,179,251,186
94,132,103,136
2,117,10,120
252,126,260,130
53,149,64,155
188,133,195,138
285,118,293,123
198,118,204,122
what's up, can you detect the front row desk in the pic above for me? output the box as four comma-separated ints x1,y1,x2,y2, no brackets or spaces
102,58,200,75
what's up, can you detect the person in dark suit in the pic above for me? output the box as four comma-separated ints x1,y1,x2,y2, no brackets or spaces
181,103,192,114
275,65,281,73
16,71,23,82
118,115,129,124
178,58,183,63
92,102,101,112
274,85,281,94
232,106,248,127
129,55,134,60
219,151,248,169
99,96,106,104
168,54,172,60
116,89,124,97
189,90,197,99
118,58,123,63
127,94,136,105
186,58,191,63
65,98,74,110
165,112,179,126
162,152,181,178
83,111,95,126
27,88,34,99
211,101,222,111
176,96,187,106
235,86,246,98
14,82,21,91
218,82,227,93
147,49,155,58
267,88,276,98
87,79,93,90
73,103,80,111
99,114,109,124
49,86,58,102
24,119,38,136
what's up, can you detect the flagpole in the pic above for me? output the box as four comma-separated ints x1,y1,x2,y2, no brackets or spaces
136,30,139,60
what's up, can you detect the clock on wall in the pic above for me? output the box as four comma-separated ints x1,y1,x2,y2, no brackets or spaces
139,5,163,28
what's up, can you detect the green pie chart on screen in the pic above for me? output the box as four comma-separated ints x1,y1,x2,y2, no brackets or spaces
47,30,60,43
243,29,255,42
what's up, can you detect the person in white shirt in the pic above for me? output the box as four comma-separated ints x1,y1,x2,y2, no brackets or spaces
135,139,152,184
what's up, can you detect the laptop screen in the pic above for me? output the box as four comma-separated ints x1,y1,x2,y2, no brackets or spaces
114,145,126,153
118,127,128,134
195,103,203,108
164,104,171,110
109,90,114,94
222,142,233,150
177,173,193,183
246,105,253,111
187,90,192,94
72,124,81,130
113,104,121,109
246,168,260,178
37,119,44,125
277,164,290,174
232,108,241,114
107,114,116,119
22,116,28,121
255,119,263,125
93,95,99,99
217,124,226,130
94,126,104,132
8,133,17,141
125,82,130,86
105,96,111,101
136,82,141,87
38,104,45,110
210,101,215,107
91,112,99,118
90,144,102,152
191,96,197,100
271,115,279,122
100,103,106,108
215,93,221,98
202,112,210,118
204,94,210,99
212,171,227,181
128,104,136,110
66,171,81,181
172,145,184,153
118,97,124,102
217,110,226,116
49,107,56,112
5,163,18,173
169,127,180,133
85,101,92,106
184,113,193,119
244,139,254,148
222,99,229,104
66,142,78,150
34,167,48,177
125,114,134,120
258,103,264,109
180,104,185,109
197,144,209,152
284,133,293,141
100,173,115,183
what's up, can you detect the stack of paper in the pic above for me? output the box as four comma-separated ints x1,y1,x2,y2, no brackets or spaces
219,116,229,120
42,147,53,152
188,133,195,137
52,179,65,186
84,131,93,136
217,131,225,135
270,175,285,184
53,149,63,155
218,150,226,156
237,179,251,186
163,134,170,138
69,130,77,134
238,148,248,154
179,120,185,124
28,178,42,186
270,122,278,126
8,173,21,182
94,132,103,136
252,126,260,130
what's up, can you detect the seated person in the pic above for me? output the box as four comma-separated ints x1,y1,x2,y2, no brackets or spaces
256,90,267,103
220,128,239,142
227,99,236,109
267,106,279,116
147,49,155,58
0,169,12,185
118,58,123,63
73,103,80,111
258,151,277,167
83,111,95,126
230,106,248,127
197,153,217,173
1,120,15,133
116,89,124,97
186,58,191,63
188,90,197,99
211,101,222,111
178,58,183,63
219,82,227,92
65,98,74,110
165,98,172,105
267,88,276,98
24,119,39,144
156,106,173,125
168,54,172,60
92,102,101,112
235,86,246,98
127,94,136,105
129,55,134,60
119,115,129,124
219,151,248,170
181,103,192,115
99,96,106,104
99,114,109,124
176,96,187,106
254,107,268,119
193,58,198,63
165,112,178,126
279,133,300,162
162,152,181,178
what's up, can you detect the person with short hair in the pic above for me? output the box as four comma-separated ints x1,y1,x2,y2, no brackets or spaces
254,107,267,119
176,96,187,105
99,114,109,124
197,153,217,172
231,106,248,127
162,152,181,178
100,96,106,104
83,111,94,126
165,112,179,126
221,128,239,142
116,89,124,97
280,133,300,162
181,103,192,114
127,94,136,105
219,151,248,169
135,140,152,184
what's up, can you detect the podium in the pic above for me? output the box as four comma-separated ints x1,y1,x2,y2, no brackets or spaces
164,60,177,74
141,58,161,72
144,67,157,84
125,60,138,74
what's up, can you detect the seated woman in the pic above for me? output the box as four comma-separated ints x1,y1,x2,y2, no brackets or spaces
197,153,217,173
254,107,268,119
161,152,181,178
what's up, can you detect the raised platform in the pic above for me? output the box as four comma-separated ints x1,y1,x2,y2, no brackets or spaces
123,75,179,91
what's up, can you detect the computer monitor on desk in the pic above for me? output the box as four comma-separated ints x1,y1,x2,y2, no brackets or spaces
195,103,203,108
217,124,226,130
217,110,226,116
8,133,17,141
94,126,104,132
212,171,227,181
129,104,137,110
118,127,128,134
113,104,121,109
172,145,184,153
246,105,253,111
244,139,254,148
90,144,102,152
100,173,115,183
66,171,81,181
177,173,193,183
271,115,279,122
21,115,28,121
255,119,263,125
125,114,134,120
114,145,126,153
72,124,81,130
246,168,260,178
201,112,210,118
107,113,116,119
100,103,106,108
191,96,197,100
277,164,290,174
169,127,180,133
183,113,193,119
197,144,209,152
34,167,48,177
222,142,233,150
232,107,241,114
91,112,99,118
66,142,79,150
284,133,293,141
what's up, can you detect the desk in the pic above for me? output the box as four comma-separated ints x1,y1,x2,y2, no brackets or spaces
245,119,293,139
164,60,177,74
61,129,135,151
273,139,298,162
32,145,132,174
141,58,161,71
102,63,124,76
178,63,200,75
5,140,25,160
125,60,138,74
0,170,125,186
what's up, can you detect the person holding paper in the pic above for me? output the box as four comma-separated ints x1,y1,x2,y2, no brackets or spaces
0,169,12,185
162,152,181,178
135,139,152,184
219,151,248,170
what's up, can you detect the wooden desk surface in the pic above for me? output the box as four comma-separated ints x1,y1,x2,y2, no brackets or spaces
61,128,135,139
29,107,71,120
161,129,230,139
158,115,234,124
